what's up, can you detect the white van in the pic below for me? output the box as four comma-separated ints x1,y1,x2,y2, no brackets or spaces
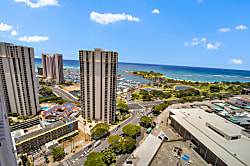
94,140,101,148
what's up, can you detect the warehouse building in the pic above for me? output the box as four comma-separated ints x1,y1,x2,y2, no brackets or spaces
169,109,250,166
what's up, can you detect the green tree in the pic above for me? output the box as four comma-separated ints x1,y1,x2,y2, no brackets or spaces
122,124,141,137
139,89,149,95
39,80,46,85
122,137,136,152
20,153,28,166
45,87,53,94
139,116,152,128
210,85,221,93
87,117,92,122
52,147,65,162
150,90,163,97
131,93,139,100
153,102,168,116
108,135,123,152
161,92,172,99
91,123,110,139
8,118,14,125
142,94,153,101
101,148,116,165
117,102,130,111
84,152,106,166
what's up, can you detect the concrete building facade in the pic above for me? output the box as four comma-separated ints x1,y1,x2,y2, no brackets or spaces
169,109,250,166
14,117,78,154
41,54,51,77
0,76,17,166
79,48,118,124
42,53,64,83
0,42,39,117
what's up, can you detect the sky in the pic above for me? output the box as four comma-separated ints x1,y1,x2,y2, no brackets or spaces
0,0,250,70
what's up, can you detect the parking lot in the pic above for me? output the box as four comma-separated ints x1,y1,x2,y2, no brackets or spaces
150,141,207,166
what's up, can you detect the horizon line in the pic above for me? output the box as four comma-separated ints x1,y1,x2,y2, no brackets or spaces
34,58,250,72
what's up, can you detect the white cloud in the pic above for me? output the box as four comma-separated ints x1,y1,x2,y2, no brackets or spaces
14,0,59,8
35,56,40,58
152,9,160,14
198,0,203,3
18,35,49,42
192,38,198,41
90,12,140,24
0,22,13,31
230,59,242,64
200,38,206,46
191,42,199,46
184,42,188,46
218,28,230,32
11,30,18,36
200,38,206,42
235,25,247,30
206,42,221,50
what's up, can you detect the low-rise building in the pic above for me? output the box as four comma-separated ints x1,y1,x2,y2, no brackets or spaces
232,116,250,129
37,66,43,76
13,117,78,154
169,109,250,166
241,88,250,95
41,103,79,122
229,95,250,107
10,117,40,131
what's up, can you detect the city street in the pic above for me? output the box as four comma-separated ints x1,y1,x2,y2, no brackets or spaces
51,86,78,102
71,105,155,166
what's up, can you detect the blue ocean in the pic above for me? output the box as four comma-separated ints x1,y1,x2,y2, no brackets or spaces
34,58,250,82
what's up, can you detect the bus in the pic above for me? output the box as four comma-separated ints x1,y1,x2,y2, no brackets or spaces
146,127,152,134
94,140,101,148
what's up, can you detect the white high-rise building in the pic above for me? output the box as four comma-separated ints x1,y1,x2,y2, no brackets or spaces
0,42,39,117
79,48,118,124
0,72,17,166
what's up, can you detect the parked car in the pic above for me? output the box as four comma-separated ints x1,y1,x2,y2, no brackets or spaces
158,134,168,141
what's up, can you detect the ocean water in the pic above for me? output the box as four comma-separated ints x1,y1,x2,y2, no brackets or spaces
34,58,250,82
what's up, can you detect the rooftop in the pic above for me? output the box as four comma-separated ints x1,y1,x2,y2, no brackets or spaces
233,116,250,125
234,95,250,103
129,134,162,166
42,103,78,117
15,117,76,144
170,109,250,166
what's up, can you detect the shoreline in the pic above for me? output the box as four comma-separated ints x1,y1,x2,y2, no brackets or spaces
121,70,250,83
121,70,215,83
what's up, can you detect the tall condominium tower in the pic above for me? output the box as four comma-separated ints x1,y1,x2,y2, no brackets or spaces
53,54,64,84
42,53,64,84
0,80,17,166
0,42,39,117
79,48,118,124
41,54,52,77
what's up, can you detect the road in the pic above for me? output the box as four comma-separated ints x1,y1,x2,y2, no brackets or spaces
71,109,140,166
51,87,78,102
56,100,159,166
